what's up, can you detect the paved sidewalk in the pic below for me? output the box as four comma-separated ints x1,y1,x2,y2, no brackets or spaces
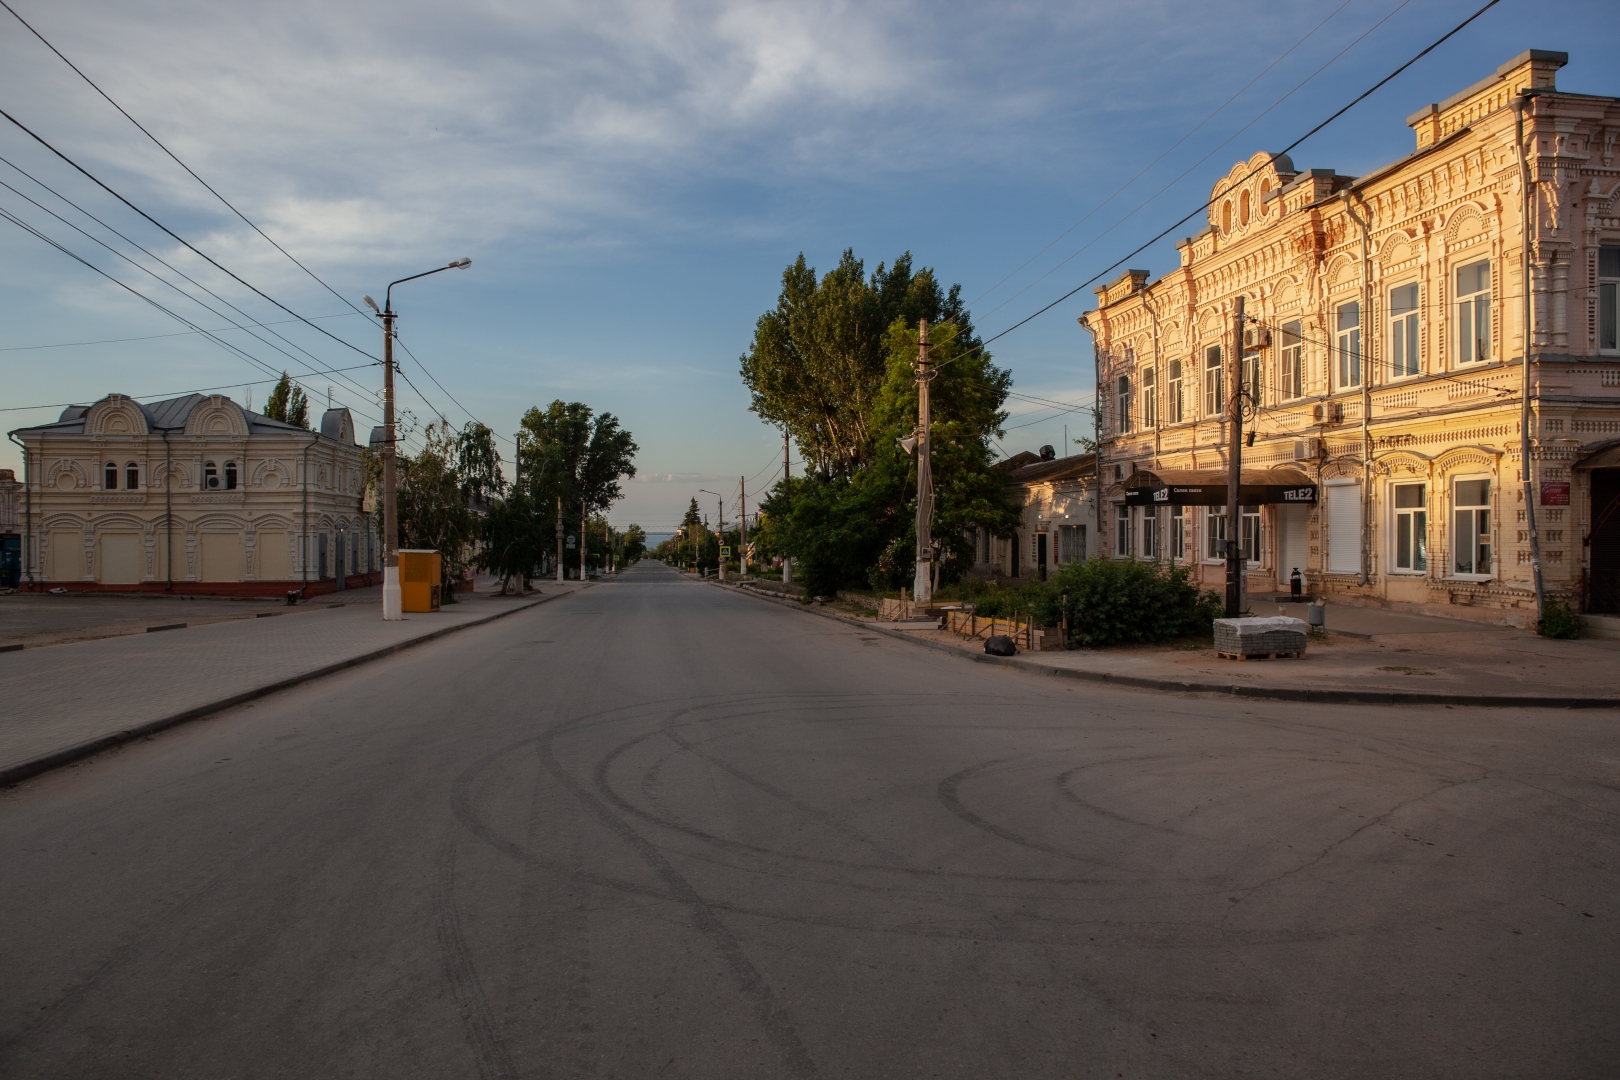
726,582,1620,706
0,580,590,784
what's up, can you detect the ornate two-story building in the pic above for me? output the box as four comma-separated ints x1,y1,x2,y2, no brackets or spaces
1081,49,1620,625
7,392,377,594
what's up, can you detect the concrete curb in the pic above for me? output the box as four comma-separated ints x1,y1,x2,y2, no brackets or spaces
717,582,1620,710
0,588,582,789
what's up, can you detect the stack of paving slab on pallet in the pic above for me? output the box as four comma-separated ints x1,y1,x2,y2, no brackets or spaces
1213,616,1308,660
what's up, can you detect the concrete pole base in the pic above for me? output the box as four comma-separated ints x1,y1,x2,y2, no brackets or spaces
913,560,930,605
382,565,403,621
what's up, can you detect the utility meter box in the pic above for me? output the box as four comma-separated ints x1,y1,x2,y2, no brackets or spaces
399,549,442,612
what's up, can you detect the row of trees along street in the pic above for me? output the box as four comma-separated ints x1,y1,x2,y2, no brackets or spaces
737,250,1021,598
361,399,642,597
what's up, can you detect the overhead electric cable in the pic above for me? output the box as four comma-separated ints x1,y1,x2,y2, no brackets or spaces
976,0,1416,325
392,332,515,448
0,364,377,414
936,0,1504,375
0,154,380,405
0,207,382,427
967,0,1358,310
0,103,380,364
0,312,360,352
0,0,370,320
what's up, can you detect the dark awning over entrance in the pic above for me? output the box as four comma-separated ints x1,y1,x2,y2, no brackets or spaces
1123,468,1317,507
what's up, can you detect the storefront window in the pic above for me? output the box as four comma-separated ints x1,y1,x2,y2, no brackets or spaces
1206,506,1227,561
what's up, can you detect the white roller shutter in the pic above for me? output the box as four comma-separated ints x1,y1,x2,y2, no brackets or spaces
1326,483,1361,574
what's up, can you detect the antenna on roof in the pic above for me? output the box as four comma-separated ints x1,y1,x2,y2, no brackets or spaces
245,385,253,411
327,387,333,410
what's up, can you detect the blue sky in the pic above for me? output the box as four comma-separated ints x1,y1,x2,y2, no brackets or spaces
2,0,1615,532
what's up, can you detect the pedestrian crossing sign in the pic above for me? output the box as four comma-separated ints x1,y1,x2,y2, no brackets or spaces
720,546,732,557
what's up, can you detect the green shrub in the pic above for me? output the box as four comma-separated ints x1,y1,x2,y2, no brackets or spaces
1540,596,1580,639
1051,557,1223,647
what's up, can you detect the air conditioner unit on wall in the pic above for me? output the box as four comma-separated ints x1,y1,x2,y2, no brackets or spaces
1293,438,1321,461
1313,403,1344,424
1243,326,1271,350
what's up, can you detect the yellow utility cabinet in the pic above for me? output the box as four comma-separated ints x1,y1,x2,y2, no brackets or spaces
398,549,442,612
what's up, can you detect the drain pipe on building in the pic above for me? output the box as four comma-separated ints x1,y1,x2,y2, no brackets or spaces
1342,189,1374,586
161,427,174,590
7,432,31,588
300,432,319,600
1513,90,1548,622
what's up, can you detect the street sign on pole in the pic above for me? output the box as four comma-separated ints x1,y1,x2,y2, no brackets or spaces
720,546,732,558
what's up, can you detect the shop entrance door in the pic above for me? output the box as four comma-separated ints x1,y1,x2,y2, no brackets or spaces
1588,469,1620,613
1276,504,1309,591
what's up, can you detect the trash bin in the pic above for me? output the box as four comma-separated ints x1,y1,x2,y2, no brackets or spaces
399,549,441,612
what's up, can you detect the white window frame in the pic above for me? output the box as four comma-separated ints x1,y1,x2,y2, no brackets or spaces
1336,301,1361,389
1115,504,1131,558
1388,281,1420,380
1456,259,1493,365
1116,375,1132,434
1448,475,1493,581
1240,507,1261,567
1204,345,1224,417
104,461,119,491
1390,481,1427,575
1140,365,1156,428
1140,507,1159,560
1241,350,1261,407
1599,246,1619,355
1171,505,1186,562
1204,506,1227,564
1279,321,1304,400
1167,359,1184,423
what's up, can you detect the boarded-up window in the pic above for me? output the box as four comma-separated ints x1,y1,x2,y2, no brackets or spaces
199,533,244,582
256,532,289,581
48,530,82,580
1326,483,1360,574
99,533,142,584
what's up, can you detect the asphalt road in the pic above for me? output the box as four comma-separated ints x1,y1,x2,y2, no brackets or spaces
3,561,1616,1078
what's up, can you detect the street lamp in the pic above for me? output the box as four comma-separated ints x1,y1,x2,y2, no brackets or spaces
363,258,472,620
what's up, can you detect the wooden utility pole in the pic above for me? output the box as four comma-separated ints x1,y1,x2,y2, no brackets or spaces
1225,296,1245,618
381,306,400,620
781,428,792,585
913,319,934,603
739,474,747,576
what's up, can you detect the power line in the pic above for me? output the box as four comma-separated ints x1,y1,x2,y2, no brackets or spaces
975,0,1416,327
936,0,1503,376
0,312,362,352
0,0,368,319
392,331,516,447
0,153,380,407
0,102,381,366
0,364,378,414
967,0,1359,311
0,207,383,430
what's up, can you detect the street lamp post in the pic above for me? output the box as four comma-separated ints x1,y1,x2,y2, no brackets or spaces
363,258,471,620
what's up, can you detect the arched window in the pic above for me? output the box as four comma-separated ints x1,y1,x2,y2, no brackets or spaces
224,461,238,490
126,462,139,490
105,461,118,490
1239,190,1250,226
1259,179,1271,213
204,461,219,489
1221,202,1231,234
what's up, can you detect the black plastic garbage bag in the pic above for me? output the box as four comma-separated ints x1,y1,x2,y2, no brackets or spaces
984,634,1017,656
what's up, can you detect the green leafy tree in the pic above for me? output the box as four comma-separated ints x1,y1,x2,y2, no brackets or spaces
740,250,968,478
754,274,1020,597
621,524,647,564
263,372,310,429
512,401,638,576
396,421,476,602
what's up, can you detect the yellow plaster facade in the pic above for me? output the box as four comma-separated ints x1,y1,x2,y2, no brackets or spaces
1080,50,1620,626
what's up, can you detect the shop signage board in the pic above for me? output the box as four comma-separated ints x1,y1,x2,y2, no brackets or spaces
1540,481,1571,506
1124,483,1318,507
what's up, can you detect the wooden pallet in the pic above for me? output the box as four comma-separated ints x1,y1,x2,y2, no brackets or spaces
1217,650,1303,661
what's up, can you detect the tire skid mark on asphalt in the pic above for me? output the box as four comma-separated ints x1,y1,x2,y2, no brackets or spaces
537,725,820,1078
433,833,521,1080
1054,758,1199,838
938,758,1109,865
0,727,363,1066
